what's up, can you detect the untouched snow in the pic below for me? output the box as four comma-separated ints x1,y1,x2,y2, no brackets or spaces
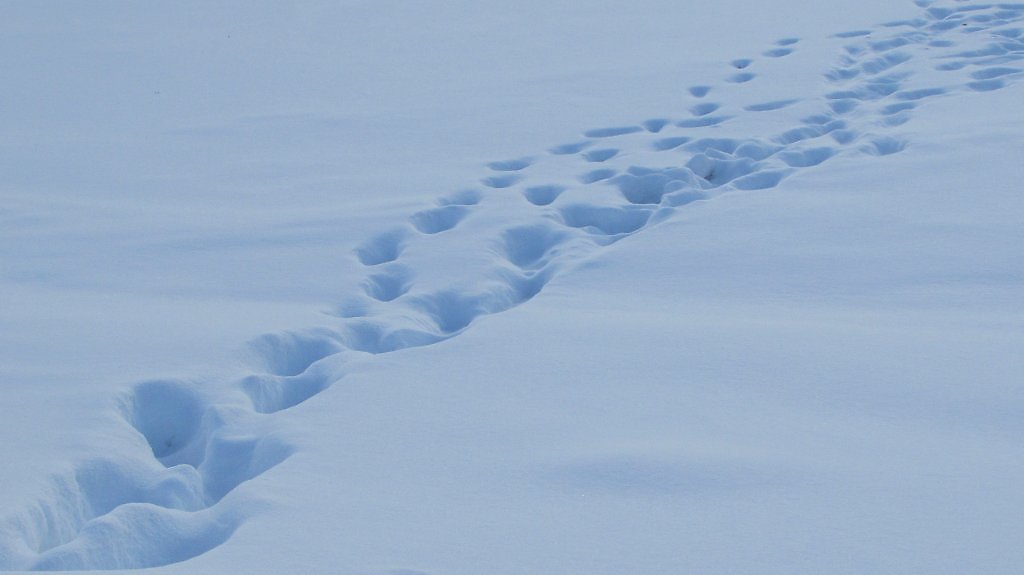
2,0,1023,573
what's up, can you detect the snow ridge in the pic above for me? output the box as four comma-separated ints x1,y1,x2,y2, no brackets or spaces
2,0,1023,570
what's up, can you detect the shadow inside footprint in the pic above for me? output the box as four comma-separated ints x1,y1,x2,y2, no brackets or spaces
487,157,532,171
862,136,907,156
122,380,205,462
355,229,410,266
689,85,711,97
498,223,570,269
410,205,470,234
363,264,414,302
481,174,522,189
522,185,566,206
558,204,652,236
247,330,343,377
583,126,642,138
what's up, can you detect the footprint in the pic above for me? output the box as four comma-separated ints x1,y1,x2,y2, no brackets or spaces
242,371,333,414
731,170,788,190
893,87,946,101
880,102,916,115
522,185,566,206
687,137,740,154
409,290,493,335
688,85,711,98
869,37,912,52
481,174,522,189
825,67,861,82
197,430,294,502
363,264,414,302
777,147,836,167
971,66,1023,79
582,148,619,162
498,222,570,269
642,119,670,132
763,48,794,58
247,330,344,378
549,141,591,155
831,129,860,144
727,72,756,83
124,380,207,463
744,99,799,112
579,169,617,184
776,38,800,46
735,140,781,160
583,126,643,138
438,189,482,206
355,228,410,266
487,158,532,171
690,102,721,116
410,205,470,234
340,320,444,355
861,136,907,156
731,58,753,69
968,79,1007,91
835,30,872,38
558,204,652,236
883,18,929,29
686,153,757,187
614,166,703,205
862,52,912,74
829,99,859,114
652,136,691,151
677,115,732,128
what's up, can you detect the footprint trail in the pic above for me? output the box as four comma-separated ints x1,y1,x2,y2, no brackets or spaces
2,0,1023,570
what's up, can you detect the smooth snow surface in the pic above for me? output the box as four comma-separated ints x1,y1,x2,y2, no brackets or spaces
2,0,1023,573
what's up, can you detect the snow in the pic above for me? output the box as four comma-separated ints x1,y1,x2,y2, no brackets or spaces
2,0,1023,572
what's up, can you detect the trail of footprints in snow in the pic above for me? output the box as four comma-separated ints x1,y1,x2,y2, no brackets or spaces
3,1,1024,570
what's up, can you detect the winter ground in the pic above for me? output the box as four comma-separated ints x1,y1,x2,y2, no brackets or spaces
1,0,1023,573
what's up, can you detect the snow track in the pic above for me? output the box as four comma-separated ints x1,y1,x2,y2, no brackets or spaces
2,0,1023,570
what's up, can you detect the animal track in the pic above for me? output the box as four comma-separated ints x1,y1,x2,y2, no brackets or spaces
6,1,1024,570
